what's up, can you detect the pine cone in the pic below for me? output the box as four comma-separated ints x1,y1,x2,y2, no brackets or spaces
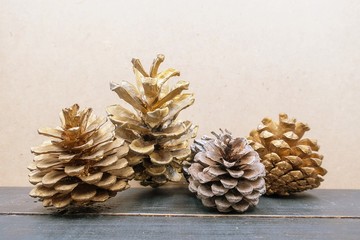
187,130,266,213
248,113,327,196
107,54,197,187
28,104,134,208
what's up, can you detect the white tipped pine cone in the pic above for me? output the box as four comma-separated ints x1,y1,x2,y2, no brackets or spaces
248,113,327,196
28,104,134,208
187,130,266,213
107,54,197,187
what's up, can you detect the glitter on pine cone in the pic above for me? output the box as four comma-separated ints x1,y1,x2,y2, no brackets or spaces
187,130,266,213
28,104,134,208
248,113,327,196
107,54,197,187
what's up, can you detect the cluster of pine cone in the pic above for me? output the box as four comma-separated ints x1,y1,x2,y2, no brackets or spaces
28,55,327,212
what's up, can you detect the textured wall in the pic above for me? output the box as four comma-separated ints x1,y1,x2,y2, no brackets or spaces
1,0,359,188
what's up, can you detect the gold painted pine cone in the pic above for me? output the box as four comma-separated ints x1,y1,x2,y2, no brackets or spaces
28,104,134,208
187,130,266,213
248,113,327,196
107,54,197,187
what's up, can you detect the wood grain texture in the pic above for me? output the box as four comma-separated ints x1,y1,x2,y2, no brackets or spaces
1,187,359,217
1,215,359,240
0,187,359,240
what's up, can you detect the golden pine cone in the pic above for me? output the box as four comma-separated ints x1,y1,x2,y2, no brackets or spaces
107,54,197,187
248,113,327,196
28,104,134,208
187,130,266,213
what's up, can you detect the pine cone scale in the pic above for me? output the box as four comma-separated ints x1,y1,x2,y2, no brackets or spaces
54,182,78,193
149,151,173,165
226,169,244,178
71,185,97,202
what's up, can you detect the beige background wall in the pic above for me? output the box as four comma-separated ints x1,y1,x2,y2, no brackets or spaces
1,0,359,188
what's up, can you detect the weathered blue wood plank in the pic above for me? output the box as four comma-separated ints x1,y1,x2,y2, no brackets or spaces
0,215,359,240
0,187,359,217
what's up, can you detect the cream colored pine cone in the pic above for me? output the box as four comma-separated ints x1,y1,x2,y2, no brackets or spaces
107,54,197,187
187,130,266,213
248,113,327,196
28,104,134,208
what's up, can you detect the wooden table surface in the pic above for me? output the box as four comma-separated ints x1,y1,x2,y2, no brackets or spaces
0,187,359,239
